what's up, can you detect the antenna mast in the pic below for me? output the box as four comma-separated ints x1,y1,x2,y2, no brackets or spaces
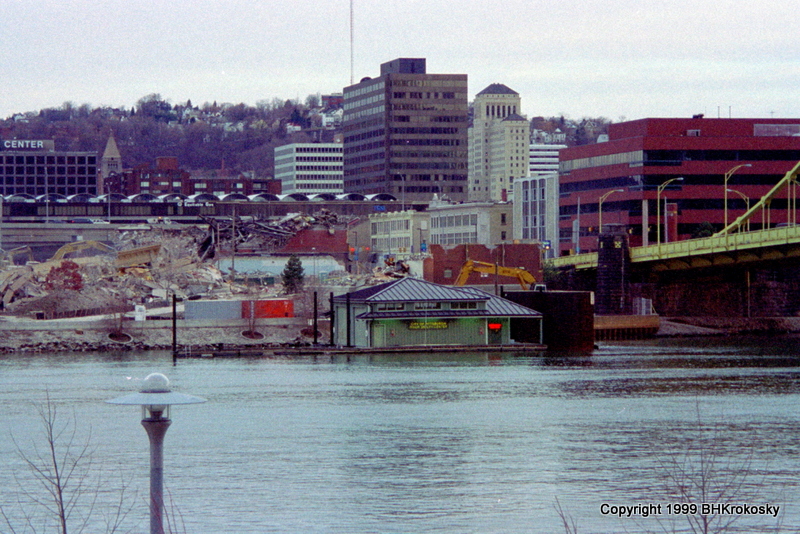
350,0,354,84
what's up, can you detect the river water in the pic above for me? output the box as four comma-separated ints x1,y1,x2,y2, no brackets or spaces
2,337,800,533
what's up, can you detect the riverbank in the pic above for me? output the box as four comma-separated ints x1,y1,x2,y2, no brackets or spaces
0,314,312,354
2,315,800,354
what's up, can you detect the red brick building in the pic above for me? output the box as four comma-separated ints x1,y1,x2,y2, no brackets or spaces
115,157,256,196
558,118,800,254
423,243,542,287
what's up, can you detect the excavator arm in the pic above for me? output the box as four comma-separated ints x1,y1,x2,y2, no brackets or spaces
454,260,536,289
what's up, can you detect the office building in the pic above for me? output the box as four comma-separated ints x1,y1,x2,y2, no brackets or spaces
557,118,800,255
428,198,512,247
342,58,469,203
509,142,566,256
0,139,98,197
275,142,343,194
368,209,430,259
529,143,566,176
513,173,559,257
468,84,529,202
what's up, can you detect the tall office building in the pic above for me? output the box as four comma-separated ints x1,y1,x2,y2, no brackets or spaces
468,84,529,202
513,173,560,257
342,58,469,203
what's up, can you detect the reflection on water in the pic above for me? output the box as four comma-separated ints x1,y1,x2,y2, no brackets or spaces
1,338,800,533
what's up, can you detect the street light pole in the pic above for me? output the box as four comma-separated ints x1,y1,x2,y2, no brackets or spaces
107,373,206,534
726,188,750,232
723,164,752,228
657,177,683,245
575,196,581,254
106,177,113,223
598,189,624,237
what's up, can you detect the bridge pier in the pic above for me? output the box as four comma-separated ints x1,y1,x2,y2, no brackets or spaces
548,233,800,329
596,224,633,315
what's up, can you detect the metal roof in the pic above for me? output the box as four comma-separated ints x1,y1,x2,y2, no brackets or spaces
335,277,489,303
337,278,542,318
457,286,543,317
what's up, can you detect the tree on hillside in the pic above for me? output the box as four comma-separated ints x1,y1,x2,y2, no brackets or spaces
0,93,325,174
281,255,305,294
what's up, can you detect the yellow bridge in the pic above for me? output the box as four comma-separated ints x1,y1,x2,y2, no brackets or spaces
550,225,800,271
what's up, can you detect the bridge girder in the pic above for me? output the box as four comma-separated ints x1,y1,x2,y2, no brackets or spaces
648,242,800,272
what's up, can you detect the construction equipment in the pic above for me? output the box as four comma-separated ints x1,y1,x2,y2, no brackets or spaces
51,240,115,261
2,246,34,265
454,260,536,290
115,244,162,268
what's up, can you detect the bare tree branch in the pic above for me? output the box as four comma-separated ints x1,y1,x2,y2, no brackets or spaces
4,393,137,534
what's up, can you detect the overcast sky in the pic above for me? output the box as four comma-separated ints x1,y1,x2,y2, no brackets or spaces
1,0,798,121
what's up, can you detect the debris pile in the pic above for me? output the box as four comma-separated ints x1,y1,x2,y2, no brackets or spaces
198,210,339,260
0,226,233,319
0,209,422,320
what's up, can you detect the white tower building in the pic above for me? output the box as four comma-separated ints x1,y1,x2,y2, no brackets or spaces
468,84,529,202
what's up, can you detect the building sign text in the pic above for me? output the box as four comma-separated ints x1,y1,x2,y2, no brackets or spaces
2,140,55,151
409,321,448,330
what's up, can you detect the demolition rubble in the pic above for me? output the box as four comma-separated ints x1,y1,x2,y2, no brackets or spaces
0,212,415,353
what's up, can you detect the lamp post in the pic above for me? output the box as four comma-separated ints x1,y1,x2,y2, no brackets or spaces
724,164,752,228
106,177,114,224
107,373,206,534
656,177,683,245
727,188,750,232
597,189,624,236
574,196,581,254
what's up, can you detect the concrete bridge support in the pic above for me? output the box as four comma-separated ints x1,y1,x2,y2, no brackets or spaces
595,225,632,315
647,262,800,318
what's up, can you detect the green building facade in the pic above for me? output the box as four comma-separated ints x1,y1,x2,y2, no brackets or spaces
332,278,541,348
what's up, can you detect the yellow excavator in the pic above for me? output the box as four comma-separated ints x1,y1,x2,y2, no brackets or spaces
453,260,537,290
51,240,115,260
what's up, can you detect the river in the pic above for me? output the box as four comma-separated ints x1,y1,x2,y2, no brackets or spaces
2,337,800,533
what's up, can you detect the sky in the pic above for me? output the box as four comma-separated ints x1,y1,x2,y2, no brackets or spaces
1,0,798,122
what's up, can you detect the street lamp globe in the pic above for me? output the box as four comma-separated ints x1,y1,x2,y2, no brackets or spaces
107,373,205,534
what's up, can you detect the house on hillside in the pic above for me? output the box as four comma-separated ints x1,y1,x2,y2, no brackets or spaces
331,277,543,348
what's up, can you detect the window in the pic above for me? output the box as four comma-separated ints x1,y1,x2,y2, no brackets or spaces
415,302,441,310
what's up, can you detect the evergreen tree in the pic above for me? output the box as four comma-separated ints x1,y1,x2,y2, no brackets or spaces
692,221,716,239
281,255,305,293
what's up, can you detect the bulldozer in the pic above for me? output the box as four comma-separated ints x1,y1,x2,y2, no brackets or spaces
453,260,537,290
